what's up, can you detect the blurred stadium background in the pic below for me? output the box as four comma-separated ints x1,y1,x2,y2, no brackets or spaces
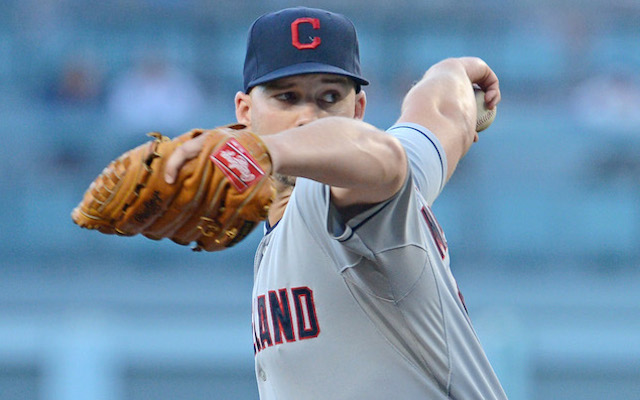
1,0,639,399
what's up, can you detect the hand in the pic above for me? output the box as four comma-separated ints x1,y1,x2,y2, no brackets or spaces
164,131,210,184
459,57,501,109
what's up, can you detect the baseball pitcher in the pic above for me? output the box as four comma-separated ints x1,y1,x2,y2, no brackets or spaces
73,6,505,400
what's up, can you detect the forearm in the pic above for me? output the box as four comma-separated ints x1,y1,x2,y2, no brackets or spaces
261,116,407,203
398,57,499,181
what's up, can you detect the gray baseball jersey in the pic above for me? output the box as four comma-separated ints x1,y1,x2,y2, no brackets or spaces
251,123,507,399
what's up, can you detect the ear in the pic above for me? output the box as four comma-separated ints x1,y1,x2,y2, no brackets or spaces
354,90,366,120
235,91,252,125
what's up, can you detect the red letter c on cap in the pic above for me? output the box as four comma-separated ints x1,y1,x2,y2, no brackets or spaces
291,18,321,50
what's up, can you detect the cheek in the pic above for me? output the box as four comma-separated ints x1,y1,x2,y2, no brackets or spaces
341,106,356,118
336,98,359,118
250,107,296,135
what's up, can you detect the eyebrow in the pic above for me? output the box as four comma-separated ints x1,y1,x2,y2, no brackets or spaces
263,76,352,90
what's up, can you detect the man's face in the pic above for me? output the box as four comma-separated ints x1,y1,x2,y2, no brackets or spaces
235,73,366,135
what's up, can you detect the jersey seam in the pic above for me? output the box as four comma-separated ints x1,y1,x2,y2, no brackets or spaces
430,258,454,397
341,271,446,388
387,249,453,395
389,246,427,303
394,254,453,397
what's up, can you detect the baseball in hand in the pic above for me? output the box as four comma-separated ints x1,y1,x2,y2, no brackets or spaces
474,88,497,132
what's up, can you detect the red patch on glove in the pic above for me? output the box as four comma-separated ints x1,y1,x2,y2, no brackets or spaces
210,138,265,193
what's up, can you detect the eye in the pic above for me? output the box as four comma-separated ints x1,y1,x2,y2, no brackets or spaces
319,90,341,105
274,91,298,103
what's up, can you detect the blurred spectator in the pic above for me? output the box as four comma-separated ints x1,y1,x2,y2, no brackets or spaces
106,53,206,147
570,64,640,135
45,56,105,106
571,64,640,185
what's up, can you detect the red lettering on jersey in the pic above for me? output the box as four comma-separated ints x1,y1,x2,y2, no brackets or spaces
252,286,321,354
269,289,296,344
252,320,260,354
257,295,273,349
291,17,321,50
420,206,448,260
457,283,468,314
292,287,320,339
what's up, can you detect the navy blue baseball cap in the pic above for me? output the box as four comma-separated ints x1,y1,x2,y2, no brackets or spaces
243,7,369,93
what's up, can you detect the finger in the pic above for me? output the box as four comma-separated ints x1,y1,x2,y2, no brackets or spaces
164,147,185,184
485,88,500,109
483,76,500,109
164,141,201,184
484,75,500,107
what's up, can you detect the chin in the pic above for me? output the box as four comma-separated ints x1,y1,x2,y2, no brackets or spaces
274,173,296,188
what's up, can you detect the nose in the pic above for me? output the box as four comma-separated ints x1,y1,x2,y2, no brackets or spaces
295,102,324,127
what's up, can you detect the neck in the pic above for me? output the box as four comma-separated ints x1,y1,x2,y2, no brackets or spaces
268,181,293,226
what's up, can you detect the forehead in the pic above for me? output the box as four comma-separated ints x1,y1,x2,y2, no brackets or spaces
261,73,354,90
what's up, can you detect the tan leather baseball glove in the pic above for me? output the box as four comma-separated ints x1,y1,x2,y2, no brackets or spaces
71,124,274,251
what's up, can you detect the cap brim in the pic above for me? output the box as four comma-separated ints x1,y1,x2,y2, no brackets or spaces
245,62,369,92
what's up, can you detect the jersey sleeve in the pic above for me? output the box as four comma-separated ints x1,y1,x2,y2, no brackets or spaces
387,122,447,205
